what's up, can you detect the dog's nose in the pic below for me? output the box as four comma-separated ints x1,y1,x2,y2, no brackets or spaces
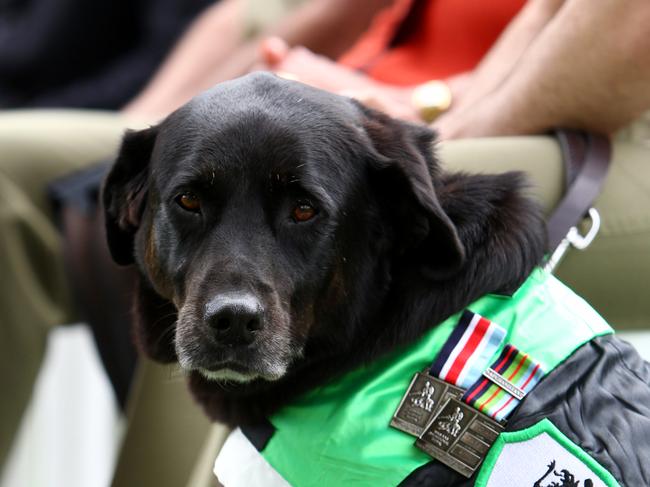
205,295,264,346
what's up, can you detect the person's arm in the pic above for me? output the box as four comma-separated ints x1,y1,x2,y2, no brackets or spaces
124,0,392,119
122,0,245,118
259,38,473,122
436,0,650,139
452,0,565,112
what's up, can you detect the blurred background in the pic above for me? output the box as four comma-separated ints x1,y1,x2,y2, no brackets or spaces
1,0,649,485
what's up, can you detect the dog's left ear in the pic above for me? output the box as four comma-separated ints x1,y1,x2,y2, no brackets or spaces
102,126,158,265
360,106,465,280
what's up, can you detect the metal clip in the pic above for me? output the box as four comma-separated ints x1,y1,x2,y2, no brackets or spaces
544,208,601,274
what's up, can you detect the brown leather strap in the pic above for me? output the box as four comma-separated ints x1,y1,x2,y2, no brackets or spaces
547,130,612,251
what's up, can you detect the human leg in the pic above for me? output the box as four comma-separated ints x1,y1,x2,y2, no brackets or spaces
0,110,133,464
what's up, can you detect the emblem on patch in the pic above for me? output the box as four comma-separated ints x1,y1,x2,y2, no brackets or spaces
390,373,464,436
474,418,620,487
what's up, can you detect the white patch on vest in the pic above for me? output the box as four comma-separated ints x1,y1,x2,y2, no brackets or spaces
214,427,291,487
485,432,605,487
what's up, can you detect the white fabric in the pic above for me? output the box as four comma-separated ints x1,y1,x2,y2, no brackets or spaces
213,427,292,487
485,431,606,487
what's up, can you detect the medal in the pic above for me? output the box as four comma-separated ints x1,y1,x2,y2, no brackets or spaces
416,397,504,478
390,373,463,437
391,310,506,437
416,344,545,477
463,344,545,423
390,310,548,479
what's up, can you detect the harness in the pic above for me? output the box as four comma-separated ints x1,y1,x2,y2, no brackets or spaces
214,269,613,486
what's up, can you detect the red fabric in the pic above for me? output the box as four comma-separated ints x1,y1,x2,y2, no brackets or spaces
340,0,525,85
444,316,490,385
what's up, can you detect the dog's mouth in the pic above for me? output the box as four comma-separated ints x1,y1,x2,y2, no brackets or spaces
194,360,287,383
179,350,290,384
197,361,261,383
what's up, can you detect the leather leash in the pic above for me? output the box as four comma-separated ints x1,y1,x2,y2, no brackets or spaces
545,130,612,270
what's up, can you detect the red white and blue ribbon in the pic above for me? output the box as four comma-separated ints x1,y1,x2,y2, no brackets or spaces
429,310,507,390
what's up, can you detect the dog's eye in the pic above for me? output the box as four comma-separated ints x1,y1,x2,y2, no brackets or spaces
292,202,317,223
176,192,201,213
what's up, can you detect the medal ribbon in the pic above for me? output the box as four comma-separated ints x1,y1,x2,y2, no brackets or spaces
429,310,506,390
462,344,545,422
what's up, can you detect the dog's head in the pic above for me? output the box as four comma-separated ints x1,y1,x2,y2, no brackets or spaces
103,73,542,390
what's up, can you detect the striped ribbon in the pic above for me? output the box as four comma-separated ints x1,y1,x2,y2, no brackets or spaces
429,310,506,390
463,344,545,422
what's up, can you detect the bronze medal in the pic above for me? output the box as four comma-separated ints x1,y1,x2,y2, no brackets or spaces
390,372,464,437
416,397,504,478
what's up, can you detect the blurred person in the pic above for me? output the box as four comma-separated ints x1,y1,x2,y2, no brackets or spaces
123,0,394,118
260,0,650,141
0,0,214,109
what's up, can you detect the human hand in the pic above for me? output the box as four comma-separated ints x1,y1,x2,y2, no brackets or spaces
434,103,492,141
260,38,479,125
259,37,374,92
433,90,523,141
348,72,473,125
258,37,421,121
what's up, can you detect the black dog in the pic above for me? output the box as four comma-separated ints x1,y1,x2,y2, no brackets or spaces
103,72,546,425
104,74,650,486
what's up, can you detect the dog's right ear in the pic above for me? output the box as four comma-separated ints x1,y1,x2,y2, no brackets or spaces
102,126,158,265
358,104,465,280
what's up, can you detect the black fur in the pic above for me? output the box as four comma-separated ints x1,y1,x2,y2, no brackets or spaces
102,73,546,425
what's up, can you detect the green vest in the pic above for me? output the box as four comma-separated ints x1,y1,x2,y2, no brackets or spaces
220,269,613,486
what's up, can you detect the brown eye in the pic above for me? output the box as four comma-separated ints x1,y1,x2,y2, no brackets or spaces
292,202,316,222
176,193,201,213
